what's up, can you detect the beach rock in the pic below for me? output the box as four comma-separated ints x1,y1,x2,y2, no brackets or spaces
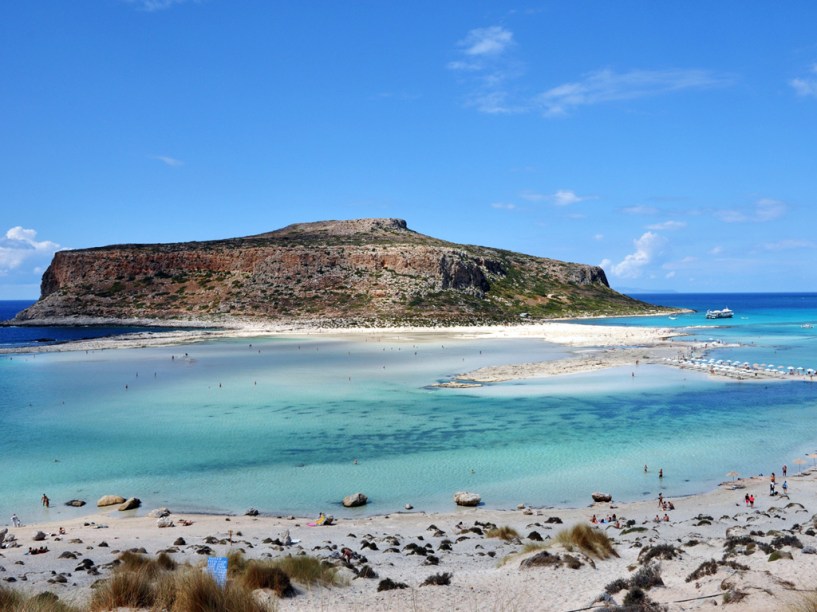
118,497,141,511
405,504,413,510
174,537,186,546
156,517,174,528
592,492,612,503
148,508,171,518
65,499,86,507
343,493,368,508
454,492,481,507
97,495,125,507
802,546,816,555
32,531,46,541
245,508,259,516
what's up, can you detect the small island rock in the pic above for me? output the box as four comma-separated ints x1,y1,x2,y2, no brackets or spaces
65,499,86,507
454,491,481,507
591,492,613,503
343,493,368,508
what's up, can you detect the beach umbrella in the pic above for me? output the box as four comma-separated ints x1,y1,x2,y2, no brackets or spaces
808,453,817,467
794,457,808,472
726,470,739,481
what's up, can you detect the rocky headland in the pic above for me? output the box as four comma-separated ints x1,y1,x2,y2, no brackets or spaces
10,218,668,327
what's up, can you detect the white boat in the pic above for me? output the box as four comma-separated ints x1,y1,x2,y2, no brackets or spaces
706,307,734,319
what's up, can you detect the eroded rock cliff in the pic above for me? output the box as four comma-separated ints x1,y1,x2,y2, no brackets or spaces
14,218,659,325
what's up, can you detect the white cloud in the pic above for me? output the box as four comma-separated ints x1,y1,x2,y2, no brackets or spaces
762,239,816,251
123,0,196,11
153,155,184,167
647,220,686,231
717,198,787,223
0,227,61,275
593,233,604,241
790,64,817,97
491,202,516,210
536,68,727,117
709,245,724,255
459,26,514,57
665,271,676,279
605,231,667,278
622,205,658,215
520,189,595,205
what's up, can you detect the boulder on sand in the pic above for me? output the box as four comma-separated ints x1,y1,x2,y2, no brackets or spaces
343,493,368,508
591,492,613,503
454,491,481,507
97,495,125,507
118,497,141,511
33,531,46,541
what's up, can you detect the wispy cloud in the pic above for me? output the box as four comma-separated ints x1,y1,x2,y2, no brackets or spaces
717,198,786,223
519,189,596,205
447,26,524,114
536,68,728,117
761,239,816,251
601,231,667,279
621,205,658,215
647,220,686,231
0,227,60,275
153,155,184,167
790,64,817,97
491,202,517,210
123,0,197,11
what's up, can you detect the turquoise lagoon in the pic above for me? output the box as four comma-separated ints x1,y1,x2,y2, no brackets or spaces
1,293,817,523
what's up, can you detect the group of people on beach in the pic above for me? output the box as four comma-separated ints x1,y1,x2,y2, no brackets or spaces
590,513,619,527
770,471,788,496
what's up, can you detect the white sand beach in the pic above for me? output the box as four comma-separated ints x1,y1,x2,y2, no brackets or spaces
3,467,817,611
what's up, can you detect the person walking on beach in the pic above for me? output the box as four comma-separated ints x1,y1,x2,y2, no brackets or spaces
658,492,663,508
11,514,21,527
783,480,789,494
783,465,787,477
41,494,49,508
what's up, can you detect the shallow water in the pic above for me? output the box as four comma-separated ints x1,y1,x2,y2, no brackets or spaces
2,328,817,524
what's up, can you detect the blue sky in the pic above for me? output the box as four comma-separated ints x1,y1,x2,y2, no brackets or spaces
2,1,817,299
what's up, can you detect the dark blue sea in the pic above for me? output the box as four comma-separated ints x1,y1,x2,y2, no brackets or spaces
0,300,187,348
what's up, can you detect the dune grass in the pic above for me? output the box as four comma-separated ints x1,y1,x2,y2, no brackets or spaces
0,588,80,612
485,525,520,541
268,555,344,588
554,524,618,560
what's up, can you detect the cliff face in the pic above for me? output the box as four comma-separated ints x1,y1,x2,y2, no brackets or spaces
15,218,656,325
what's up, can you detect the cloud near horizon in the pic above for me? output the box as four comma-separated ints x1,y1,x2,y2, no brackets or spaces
601,231,667,279
153,155,184,167
0,227,61,276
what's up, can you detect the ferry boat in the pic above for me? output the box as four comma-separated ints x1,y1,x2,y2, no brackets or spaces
706,307,734,319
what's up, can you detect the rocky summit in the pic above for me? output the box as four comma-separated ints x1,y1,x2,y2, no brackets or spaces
12,218,663,326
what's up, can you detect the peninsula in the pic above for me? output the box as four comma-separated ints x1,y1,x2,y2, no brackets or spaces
11,218,668,327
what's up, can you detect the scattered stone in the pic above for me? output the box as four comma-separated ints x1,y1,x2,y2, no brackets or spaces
343,492,368,508
64,499,86,507
118,497,141,511
58,551,77,559
802,546,816,555
32,531,47,541
97,495,125,507
357,565,378,579
545,517,563,524
528,531,543,541
454,492,481,507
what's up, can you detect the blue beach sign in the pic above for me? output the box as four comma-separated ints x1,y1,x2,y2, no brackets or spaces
207,556,228,588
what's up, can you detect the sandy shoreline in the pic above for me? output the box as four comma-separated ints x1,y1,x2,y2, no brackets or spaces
4,468,817,610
